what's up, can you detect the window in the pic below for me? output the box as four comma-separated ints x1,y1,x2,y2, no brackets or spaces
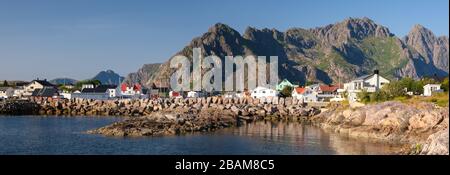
262,91,266,93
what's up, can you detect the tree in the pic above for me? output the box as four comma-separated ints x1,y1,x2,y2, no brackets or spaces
381,81,406,99
280,86,294,97
305,81,315,86
441,77,449,92
398,77,423,95
370,90,387,102
2,80,8,87
357,89,371,103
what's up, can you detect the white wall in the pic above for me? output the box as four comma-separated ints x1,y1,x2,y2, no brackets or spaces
24,82,44,94
364,74,390,90
424,84,441,96
251,87,277,99
71,93,109,100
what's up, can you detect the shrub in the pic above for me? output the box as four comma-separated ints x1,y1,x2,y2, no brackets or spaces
357,90,371,103
442,77,449,92
280,86,294,97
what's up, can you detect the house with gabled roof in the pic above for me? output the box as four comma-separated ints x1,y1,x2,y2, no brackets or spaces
292,86,318,103
0,87,14,99
276,79,298,91
150,81,170,98
31,86,59,98
23,79,56,97
317,84,343,101
251,86,278,99
343,70,390,101
71,85,117,100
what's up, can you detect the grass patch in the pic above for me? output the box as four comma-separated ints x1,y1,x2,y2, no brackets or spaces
393,92,449,107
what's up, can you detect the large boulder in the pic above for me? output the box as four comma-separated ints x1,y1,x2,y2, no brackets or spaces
420,129,449,155
409,110,445,133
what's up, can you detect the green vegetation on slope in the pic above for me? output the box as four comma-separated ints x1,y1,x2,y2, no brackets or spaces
359,37,408,79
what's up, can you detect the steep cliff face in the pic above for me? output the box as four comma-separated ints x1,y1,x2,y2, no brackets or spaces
404,24,449,77
126,18,449,88
124,63,162,87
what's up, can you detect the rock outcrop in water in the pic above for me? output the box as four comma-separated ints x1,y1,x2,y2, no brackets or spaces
87,109,237,136
311,101,449,155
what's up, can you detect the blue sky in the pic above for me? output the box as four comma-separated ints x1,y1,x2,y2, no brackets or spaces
0,0,448,80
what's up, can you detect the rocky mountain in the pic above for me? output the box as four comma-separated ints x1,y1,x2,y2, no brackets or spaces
49,78,78,85
403,24,449,77
124,63,162,86
126,17,449,88
93,70,124,85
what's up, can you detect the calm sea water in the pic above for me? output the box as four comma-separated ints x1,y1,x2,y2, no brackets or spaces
0,115,401,155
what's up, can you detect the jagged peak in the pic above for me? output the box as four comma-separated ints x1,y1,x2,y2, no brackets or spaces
243,26,257,34
411,24,427,30
342,17,391,36
408,24,435,37
342,17,375,25
405,24,437,45
438,35,449,42
243,26,283,41
207,23,240,35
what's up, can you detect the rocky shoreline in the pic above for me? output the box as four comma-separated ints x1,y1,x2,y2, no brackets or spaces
1,97,319,118
310,101,449,155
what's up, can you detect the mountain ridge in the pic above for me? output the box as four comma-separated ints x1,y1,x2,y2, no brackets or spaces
125,17,449,88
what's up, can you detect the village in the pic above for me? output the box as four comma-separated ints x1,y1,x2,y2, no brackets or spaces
0,70,446,106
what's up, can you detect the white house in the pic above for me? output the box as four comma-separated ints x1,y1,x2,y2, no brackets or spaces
423,84,443,96
292,87,318,103
60,92,72,99
70,85,117,100
0,87,14,99
81,84,95,90
23,79,56,97
251,86,278,99
223,92,244,98
13,87,25,98
343,70,390,101
187,91,207,98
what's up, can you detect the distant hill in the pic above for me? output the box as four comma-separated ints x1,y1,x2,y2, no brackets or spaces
92,70,124,85
49,78,78,85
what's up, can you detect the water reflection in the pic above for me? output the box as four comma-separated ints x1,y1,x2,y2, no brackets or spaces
221,121,402,155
